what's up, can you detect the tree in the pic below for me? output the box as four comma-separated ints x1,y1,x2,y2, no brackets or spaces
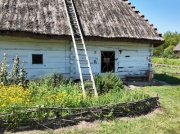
153,31,180,58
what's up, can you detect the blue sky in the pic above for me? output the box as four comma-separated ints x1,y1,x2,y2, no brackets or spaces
129,0,180,34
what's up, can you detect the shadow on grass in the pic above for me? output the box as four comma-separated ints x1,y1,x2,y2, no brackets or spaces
154,74,180,85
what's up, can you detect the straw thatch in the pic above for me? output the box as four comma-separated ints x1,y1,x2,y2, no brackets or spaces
0,0,164,45
0,0,71,35
174,42,180,51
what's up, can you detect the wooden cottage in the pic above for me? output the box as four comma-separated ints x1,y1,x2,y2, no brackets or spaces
174,42,180,58
0,0,164,80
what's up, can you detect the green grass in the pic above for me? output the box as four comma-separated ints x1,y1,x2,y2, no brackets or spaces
154,74,180,85
153,66,180,74
96,86,180,134
152,57,180,66
153,65,180,85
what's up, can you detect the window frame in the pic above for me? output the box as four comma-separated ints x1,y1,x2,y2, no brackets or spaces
28,51,46,68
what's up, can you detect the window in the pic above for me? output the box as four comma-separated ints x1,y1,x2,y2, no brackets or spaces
32,54,43,64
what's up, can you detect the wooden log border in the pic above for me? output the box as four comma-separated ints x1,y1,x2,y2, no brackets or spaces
0,97,160,132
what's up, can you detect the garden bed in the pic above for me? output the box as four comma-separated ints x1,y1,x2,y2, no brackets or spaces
0,96,159,132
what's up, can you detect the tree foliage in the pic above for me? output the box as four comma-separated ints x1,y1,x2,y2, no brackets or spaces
154,31,180,58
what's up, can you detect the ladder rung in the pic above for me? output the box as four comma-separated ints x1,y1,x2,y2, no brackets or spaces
78,48,85,50
71,21,77,23
81,66,89,68
71,20,77,23
70,16,76,18
78,59,87,61
72,23,78,26
68,11,74,13
82,75,91,77
78,54,86,56
85,80,93,82
84,80,92,82
74,36,80,38
86,88,94,91
74,33,80,36
74,31,80,34
70,19,77,22
77,44,83,46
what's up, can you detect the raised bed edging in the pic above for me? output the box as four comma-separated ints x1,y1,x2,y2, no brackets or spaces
0,97,160,132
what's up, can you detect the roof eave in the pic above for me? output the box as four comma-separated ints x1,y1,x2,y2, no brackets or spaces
0,30,164,46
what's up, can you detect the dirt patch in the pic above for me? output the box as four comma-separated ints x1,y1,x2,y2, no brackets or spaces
11,121,101,134
145,108,164,117
53,120,100,134
124,79,170,89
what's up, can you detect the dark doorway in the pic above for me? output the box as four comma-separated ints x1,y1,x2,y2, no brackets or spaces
101,51,115,73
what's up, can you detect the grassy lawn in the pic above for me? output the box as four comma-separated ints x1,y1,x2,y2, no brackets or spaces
153,66,180,74
152,65,180,85
152,58,180,66
14,86,180,134
95,86,180,134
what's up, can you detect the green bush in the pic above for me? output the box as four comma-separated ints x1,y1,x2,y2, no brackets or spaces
94,72,124,94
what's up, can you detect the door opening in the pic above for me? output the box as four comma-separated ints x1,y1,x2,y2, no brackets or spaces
101,51,115,73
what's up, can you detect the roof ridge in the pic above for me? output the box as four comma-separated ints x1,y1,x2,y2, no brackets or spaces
122,0,162,37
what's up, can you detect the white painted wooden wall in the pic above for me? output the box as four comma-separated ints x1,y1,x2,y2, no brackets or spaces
0,36,153,79
72,41,153,79
0,37,72,79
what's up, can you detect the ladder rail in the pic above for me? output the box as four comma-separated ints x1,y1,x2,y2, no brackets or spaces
69,0,98,97
63,0,98,97
63,0,86,97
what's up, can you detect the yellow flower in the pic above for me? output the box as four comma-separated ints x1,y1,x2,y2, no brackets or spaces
1,103,6,107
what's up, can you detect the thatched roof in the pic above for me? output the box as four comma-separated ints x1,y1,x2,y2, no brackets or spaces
0,0,164,45
174,42,180,51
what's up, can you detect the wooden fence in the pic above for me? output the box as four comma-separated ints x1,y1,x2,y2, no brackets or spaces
0,97,160,132
153,64,180,68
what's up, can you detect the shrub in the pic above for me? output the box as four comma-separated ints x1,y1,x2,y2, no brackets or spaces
0,52,28,87
29,73,66,90
94,72,124,94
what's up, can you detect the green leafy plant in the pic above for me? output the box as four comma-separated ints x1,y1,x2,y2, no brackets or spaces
0,52,9,85
95,72,124,94
0,52,28,87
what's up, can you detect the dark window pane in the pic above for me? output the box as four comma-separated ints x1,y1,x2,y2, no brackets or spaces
32,54,43,64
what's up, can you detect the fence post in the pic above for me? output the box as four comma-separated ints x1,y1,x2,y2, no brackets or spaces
156,93,160,108
80,101,82,119
60,103,62,127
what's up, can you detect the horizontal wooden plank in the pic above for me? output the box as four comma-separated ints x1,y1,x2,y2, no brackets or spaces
47,51,66,57
0,41,67,50
1,50,28,57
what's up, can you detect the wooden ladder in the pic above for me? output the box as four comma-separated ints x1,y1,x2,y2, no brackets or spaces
63,0,98,98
